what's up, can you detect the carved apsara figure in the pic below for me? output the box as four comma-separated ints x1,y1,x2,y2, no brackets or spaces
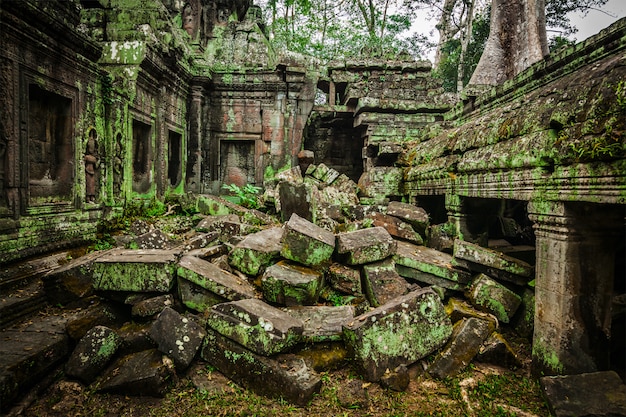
84,130,98,203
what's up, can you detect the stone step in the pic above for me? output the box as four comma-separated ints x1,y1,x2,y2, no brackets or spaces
0,280,48,330
0,250,71,292
0,314,70,411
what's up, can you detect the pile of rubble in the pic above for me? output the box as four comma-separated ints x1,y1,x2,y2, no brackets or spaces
42,164,535,406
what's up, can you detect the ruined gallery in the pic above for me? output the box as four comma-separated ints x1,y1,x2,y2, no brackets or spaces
0,0,625,415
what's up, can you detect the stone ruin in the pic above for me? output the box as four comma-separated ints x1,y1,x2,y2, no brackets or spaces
0,0,625,415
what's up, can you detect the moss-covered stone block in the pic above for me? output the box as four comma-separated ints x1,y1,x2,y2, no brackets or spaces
280,213,335,267
261,261,324,306
282,305,355,343
465,273,522,324
327,263,362,295
362,258,409,307
386,201,430,236
336,226,397,265
65,326,121,384
92,249,179,293
366,212,424,245
206,299,304,355
228,227,283,275
343,287,452,381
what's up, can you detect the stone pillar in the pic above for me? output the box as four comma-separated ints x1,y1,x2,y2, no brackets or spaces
528,200,621,376
186,83,204,193
445,194,488,245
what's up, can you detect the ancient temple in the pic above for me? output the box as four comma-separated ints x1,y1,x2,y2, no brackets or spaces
0,0,624,386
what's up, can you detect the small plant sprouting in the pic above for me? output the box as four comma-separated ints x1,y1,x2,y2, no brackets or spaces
221,183,262,209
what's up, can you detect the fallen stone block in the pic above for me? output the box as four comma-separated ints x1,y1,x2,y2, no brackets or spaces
261,261,324,306
513,287,535,339
475,332,522,369
380,364,410,392
310,163,340,185
343,287,452,381
92,249,179,293
131,294,175,318
427,317,494,379
195,214,242,241
293,342,349,371
149,307,206,371
283,305,355,342
65,301,127,340
185,243,227,260
336,226,397,265
117,321,156,356
394,241,472,291
362,258,409,307
445,298,498,326
177,255,256,305
453,239,533,286
327,263,362,295
278,181,316,223
319,185,359,212
42,250,102,306
427,223,455,253
207,299,304,355
366,212,424,245
177,276,226,313
465,273,522,324
229,227,283,275
133,229,171,249
540,371,626,417
276,165,304,183
65,326,121,384
179,232,219,253
386,201,430,235
201,328,322,406
280,213,335,267
357,167,402,200
96,349,176,397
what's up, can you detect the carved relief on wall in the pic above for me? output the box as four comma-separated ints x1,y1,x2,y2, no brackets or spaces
84,128,99,203
113,132,124,199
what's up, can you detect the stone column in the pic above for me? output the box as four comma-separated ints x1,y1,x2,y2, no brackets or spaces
528,200,621,376
186,83,204,193
445,194,488,245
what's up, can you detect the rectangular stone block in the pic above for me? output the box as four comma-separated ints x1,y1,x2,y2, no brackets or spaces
362,258,409,307
92,249,179,293
453,239,533,285
343,287,452,381
386,201,430,235
282,305,355,342
261,261,324,306
206,299,304,355
177,255,256,302
280,213,335,267
394,241,472,289
201,328,322,406
366,212,424,245
465,273,522,324
327,263,362,295
228,227,283,276
336,226,397,265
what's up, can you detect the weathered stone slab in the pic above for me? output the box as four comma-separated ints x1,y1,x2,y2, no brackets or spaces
133,229,171,249
149,307,206,371
96,349,176,397
131,294,175,318
65,301,126,340
380,364,410,392
177,255,256,302
394,241,472,290
65,326,121,384
540,371,626,417
41,250,102,306
453,239,533,285
261,261,324,306
177,277,226,313
310,163,340,185
201,328,322,406
278,181,316,223
476,332,522,368
427,223,455,253
445,298,498,326
362,258,409,307
207,299,304,355
179,232,219,253
465,273,522,324
336,226,397,265
367,212,423,244
343,287,452,381
428,317,494,379
283,305,355,342
92,249,179,293
117,322,156,356
327,263,362,295
228,227,283,275
195,214,242,241
513,287,535,339
280,213,335,267
386,201,430,235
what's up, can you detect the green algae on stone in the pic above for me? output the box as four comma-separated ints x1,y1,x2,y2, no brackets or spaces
465,273,522,324
280,213,335,267
261,261,324,306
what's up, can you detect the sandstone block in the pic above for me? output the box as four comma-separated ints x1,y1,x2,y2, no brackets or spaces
278,181,316,223
177,277,226,313
280,213,335,267
131,294,175,318
206,299,304,355
149,307,206,371
465,273,522,324
133,229,171,249
428,317,494,379
453,239,533,285
195,214,242,242
228,227,283,275
42,250,102,306
445,298,498,326
380,364,410,392
96,349,176,397
179,232,219,253
327,263,362,295
310,163,340,185
386,201,430,235
476,332,522,369
343,287,452,381
201,328,322,406
65,326,121,384
282,305,355,342
367,212,424,244
362,258,409,307
261,261,324,306
336,226,397,265
92,249,179,293
394,241,472,290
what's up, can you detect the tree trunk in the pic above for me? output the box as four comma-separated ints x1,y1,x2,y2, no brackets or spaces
456,0,475,93
468,0,548,86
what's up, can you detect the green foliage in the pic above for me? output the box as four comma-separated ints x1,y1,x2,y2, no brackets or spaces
221,183,262,209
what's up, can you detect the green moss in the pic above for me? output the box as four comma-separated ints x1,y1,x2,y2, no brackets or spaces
532,339,564,374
